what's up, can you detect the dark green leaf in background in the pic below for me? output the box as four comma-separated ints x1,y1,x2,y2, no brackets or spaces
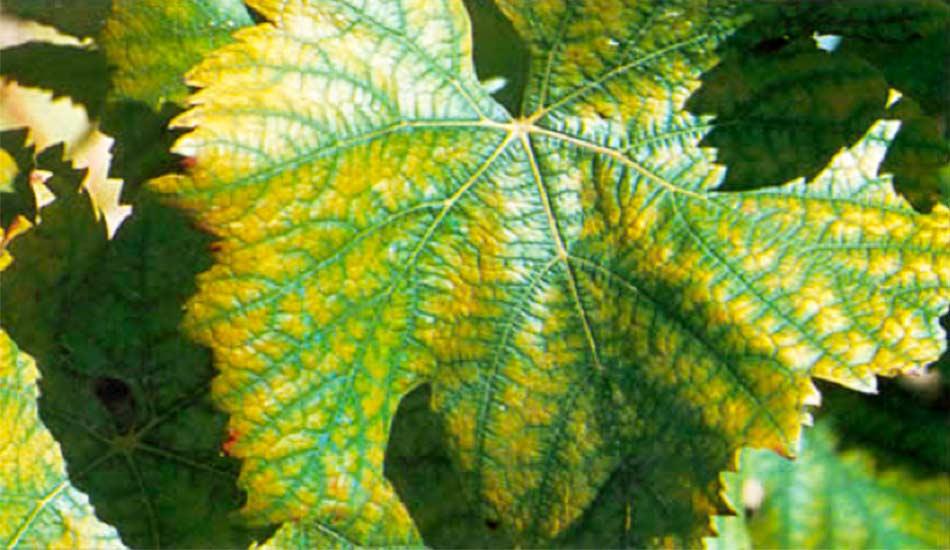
0,0,112,38
688,0,950,210
0,176,275,548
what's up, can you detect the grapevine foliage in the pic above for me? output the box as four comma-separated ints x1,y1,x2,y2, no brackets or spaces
0,1,947,548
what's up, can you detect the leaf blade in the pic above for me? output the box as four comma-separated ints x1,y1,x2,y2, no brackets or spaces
154,1,950,546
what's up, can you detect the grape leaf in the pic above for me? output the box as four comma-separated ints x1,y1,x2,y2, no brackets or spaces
99,0,253,109
0,331,125,549
0,0,112,38
818,373,950,475
153,0,950,546
0,42,110,116
0,245,122,549
709,422,950,549
688,0,950,210
685,38,889,192
0,174,274,547
0,129,37,229
385,385,511,548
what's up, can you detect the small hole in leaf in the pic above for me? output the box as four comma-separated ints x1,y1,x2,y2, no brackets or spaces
93,377,131,407
462,0,530,116
485,519,500,530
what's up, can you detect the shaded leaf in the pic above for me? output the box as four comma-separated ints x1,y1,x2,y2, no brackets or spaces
689,0,950,209
0,241,122,548
0,129,37,228
385,385,511,548
0,42,110,116
1,178,274,548
686,39,888,191
0,0,112,38
879,98,950,209
461,0,530,115
153,0,950,546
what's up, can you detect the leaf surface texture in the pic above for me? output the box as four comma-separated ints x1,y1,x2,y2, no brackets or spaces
154,0,950,545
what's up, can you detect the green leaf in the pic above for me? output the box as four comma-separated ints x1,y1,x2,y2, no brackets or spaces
385,385,512,548
0,42,110,116
709,422,950,549
153,0,950,546
0,0,112,38
0,295,122,549
0,178,274,547
99,0,253,109
878,98,950,210
685,39,889,192
461,0,530,115
689,0,950,209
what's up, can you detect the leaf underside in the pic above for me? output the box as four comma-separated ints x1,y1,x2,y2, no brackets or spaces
150,0,950,547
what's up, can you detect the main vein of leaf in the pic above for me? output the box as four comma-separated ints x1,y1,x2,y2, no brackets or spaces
519,131,604,373
566,253,789,444
6,481,67,549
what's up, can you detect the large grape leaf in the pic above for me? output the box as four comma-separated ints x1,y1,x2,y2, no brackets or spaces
0,169,274,547
153,0,950,546
709,422,950,549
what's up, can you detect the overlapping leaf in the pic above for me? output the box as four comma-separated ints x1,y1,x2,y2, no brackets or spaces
1,171,273,547
0,0,111,38
709,422,950,549
153,0,950,546
0,253,122,548
687,0,950,209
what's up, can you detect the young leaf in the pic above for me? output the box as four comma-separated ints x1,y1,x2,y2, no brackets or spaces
154,0,950,545
709,422,950,549
0,263,122,549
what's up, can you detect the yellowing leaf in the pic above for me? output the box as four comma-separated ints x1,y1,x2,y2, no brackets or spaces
153,0,950,545
0,332,124,549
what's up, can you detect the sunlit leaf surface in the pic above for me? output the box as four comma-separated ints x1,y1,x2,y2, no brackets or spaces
152,0,950,546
